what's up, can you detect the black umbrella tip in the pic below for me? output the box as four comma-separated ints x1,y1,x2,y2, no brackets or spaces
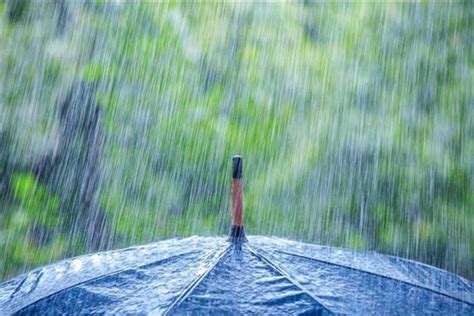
232,155,242,179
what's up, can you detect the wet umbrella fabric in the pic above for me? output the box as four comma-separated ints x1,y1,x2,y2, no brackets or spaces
0,236,472,315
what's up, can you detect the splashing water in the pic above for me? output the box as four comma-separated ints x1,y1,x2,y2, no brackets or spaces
0,1,472,281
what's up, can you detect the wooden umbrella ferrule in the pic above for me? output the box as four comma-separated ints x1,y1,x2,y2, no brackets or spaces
231,178,243,226
229,155,246,242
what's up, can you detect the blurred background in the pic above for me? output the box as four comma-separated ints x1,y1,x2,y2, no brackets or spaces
0,0,472,281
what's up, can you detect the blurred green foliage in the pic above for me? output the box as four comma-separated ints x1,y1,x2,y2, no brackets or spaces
0,1,472,280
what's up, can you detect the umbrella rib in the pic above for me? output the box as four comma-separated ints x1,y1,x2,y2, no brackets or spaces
12,251,200,314
274,249,474,306
162,244,231,315
246,246,334,314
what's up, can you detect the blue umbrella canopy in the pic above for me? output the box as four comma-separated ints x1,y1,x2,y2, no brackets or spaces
0,235,472,315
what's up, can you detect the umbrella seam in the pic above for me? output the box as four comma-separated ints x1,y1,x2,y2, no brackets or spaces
161,244,232,315
247,246,334,315
274,249,474,307
10,251,201,314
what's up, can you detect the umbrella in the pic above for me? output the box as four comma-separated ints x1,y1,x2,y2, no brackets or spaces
1,156,473,315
